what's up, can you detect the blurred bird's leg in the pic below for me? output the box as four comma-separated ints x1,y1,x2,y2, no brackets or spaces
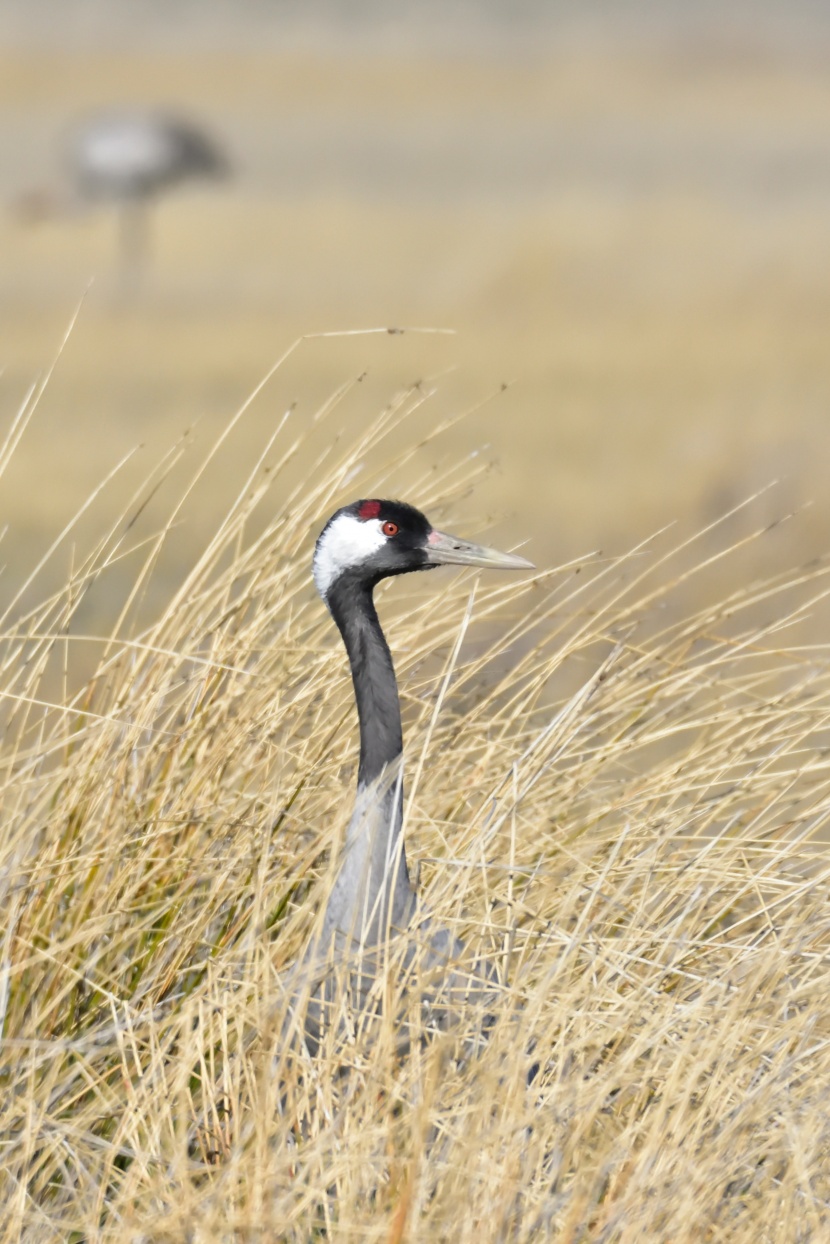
117,201,150,297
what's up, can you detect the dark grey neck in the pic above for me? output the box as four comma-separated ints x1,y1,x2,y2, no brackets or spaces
326,576,404,786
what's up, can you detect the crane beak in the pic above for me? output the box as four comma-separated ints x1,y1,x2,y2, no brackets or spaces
425,528,535,571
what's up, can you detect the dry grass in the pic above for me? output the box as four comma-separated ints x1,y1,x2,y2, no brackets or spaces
4,38,830,604
1,338,830,1242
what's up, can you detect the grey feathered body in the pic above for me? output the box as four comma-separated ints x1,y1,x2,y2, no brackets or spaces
69,112,227,203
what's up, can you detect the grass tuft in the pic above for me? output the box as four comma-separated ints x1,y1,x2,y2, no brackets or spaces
1,345,830,1241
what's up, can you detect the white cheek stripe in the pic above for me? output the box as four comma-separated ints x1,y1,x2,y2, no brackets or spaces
313,514,387,599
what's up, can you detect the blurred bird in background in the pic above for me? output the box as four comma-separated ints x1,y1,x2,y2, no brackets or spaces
16,109,230,291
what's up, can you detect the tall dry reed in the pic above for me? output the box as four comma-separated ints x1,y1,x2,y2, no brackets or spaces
1,334,830,1242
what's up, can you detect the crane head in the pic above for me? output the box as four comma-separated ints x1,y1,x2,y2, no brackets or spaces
313,499,533,603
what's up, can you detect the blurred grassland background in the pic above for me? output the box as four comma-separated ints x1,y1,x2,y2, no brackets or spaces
1,0,830,620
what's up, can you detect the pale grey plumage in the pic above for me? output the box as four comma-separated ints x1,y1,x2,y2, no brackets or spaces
67,111,228,205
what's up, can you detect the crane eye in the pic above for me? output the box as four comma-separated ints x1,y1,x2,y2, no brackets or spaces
382,521,399,537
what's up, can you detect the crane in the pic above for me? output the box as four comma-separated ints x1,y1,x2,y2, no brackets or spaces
290,498,533,1054
20,110,229,288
